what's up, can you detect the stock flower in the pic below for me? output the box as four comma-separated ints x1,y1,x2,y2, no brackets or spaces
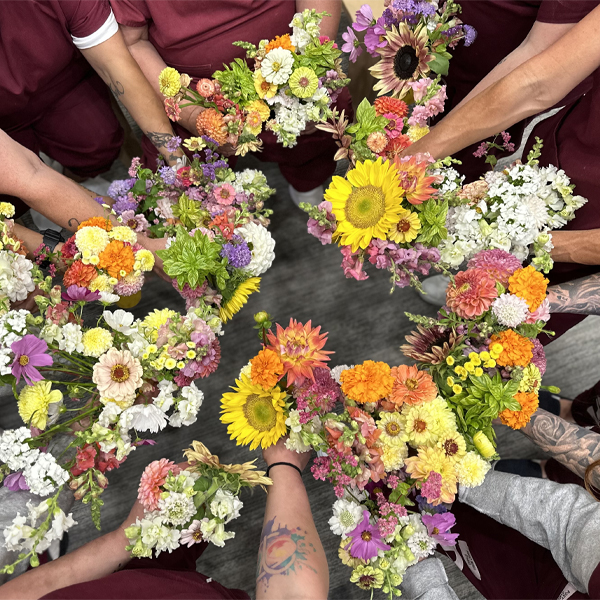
220,374,287,450
261,48,294,84
387,208,420,243
18,381,63,430
63,261,97,288
75,226,109,256
138,458,181,511
82,327,113,358
98,241,135,279
195,108,228,146
250,348,284,389
265,34,295,53
159,67,181,97
254,71,278,99
219,277,261,324
446,268,498,319
405,446,457,504
289,67,319,98
326,158,404,252
377,412,405,446
467,249,521,287
508,265,549,312
455,451,491,487
374,96,408,118
389,364,437,406
93,348,143,403
499,391,539,429
490,330,533,368
393,156,437,205
347,511,390,561
340,361,393,404
11,335,52,385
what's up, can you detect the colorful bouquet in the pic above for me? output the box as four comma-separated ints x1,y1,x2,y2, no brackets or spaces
125,441,270,557
159,9,349,151
439,139,588,272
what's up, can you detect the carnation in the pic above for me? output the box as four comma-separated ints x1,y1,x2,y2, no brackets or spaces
455,451,490,487
491,294,529,327
82,327,114,358
75,226,109,256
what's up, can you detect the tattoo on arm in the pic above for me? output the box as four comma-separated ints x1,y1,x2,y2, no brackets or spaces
521,408,600,487
145,131,174,149
68,218,80,229
256,516,317,592
109,78,125,98
548,274,600,315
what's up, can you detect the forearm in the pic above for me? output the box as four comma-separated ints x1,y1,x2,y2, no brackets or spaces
547,273,600,315
550,229,600,265
256,466,328,599
296,1,341,41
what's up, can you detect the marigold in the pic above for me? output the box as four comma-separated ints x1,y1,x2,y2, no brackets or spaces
499,391,539,429
63,260,97,288
98,240,135,279
340,361,394,404
78,217,112,231
250,348,284,389
389,364,437,406
374,96,408,119
508,265,549,312
196,108,228,146
490,330,533,368
265,34,296,53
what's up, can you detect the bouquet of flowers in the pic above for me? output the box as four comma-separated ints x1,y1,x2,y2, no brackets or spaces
403,248,554,457
125,441,270,557
158,9,349,151
439,139,588,272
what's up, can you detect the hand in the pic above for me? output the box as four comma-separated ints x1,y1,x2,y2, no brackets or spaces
137,235,171,282
263,438,312,472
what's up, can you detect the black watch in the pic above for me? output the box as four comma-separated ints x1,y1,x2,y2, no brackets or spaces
40,229,63,269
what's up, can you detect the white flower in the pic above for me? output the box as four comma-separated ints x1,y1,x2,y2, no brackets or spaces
50,508,76,539
170,383,203,428
98,402,123,427
24,453,69,496
261,48,294,84
154,525,181,556
330,365,354,384
329,499,364,536
236,222,275,276
104,309,135,334
3,515,34,552
285,409,303,434
239,361,252,379
200,518,235,548
158,492,196,526
58,323,84,353
180,519,204,547
40,323,61,344
100,292,120,304
0,250,35,302
210,489,243,524
154,380,176,413
120,404,167,433
407,531,436,561
127,331,150,358
491,293,529,327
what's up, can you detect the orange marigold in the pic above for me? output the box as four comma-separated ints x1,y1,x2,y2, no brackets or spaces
98,240,135,279
196,108,228,146
508,265,549,312
63,260,98,288
250,348,284,390
490,330,534,368
265,34,295,53
78,217,112,231
389,364,437,406
374,96,408,119
499,391,539,429
340,360,394,405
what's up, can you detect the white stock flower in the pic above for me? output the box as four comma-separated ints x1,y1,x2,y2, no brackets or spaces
24,453,69,496
200,518,235,548
58,323,84,353
210,489,243,524
236,222,275,276
0,250,35,302
170,383,203,427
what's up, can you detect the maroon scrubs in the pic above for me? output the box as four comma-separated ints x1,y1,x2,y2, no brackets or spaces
111,0,353,192
0,0,124,216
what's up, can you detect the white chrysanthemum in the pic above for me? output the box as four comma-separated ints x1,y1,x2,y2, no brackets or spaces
491,293,529,327
0,250,35,302
329,499,364,536
120,404,167,434
261,48,294,84
455,451,491,488
236,222,275,276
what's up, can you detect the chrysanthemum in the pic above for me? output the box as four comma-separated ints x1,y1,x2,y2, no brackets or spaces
289,67,319,98
98,241,135,279
196,108,228,146
138,458,181,511
82,327,113,358
219,277,261,324
401,325,463,365
265,34,295,53
326,158,404,252
404,446,457,504
340,361,393,404
402,403,441,447
467,249,522,288
159,67,181,97
261,48,294,85
437,431,467,462
89,273,114,293
387,208,421,244
377,412,405,446
0,202,15,218
389,364,437,406
18,381,63,430
77,217,112,232
490,330,533,368
374,96,408,118
446,268,498,319
393,156,437,205
220,374,287,450
491,293,529,327
92,348,143,403
143,308,177,332
499,391,539,429
266,319,332,386
508,265,549,312
454,451,491,487
63,260,98,289
75,226,109,256
250,348,284,389
254,72,278,99
369,23,432,98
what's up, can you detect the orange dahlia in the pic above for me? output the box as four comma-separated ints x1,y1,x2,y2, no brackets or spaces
446,268,498,319
63,260,97,288
508,266,548,312
78,217,112,231
265,34,295,53
98,240,135,279
266,319,332,386
384,134,412,160
340,360,394,404
393,155,436,205
389,364,437,406
196,108,228,146
499,391,539,429
490,330,534,368
250,348,285,390
374,96,408,119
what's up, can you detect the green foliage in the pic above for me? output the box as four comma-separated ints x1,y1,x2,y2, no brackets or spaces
297,40,339,76
172,194,209,229
428,52,451,76
527,137,544,166
346,99,389,142
415,199,448,247
233,40,258,58
213,58,258,107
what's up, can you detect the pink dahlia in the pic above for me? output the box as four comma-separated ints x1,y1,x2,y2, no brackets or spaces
467,249,522,288
446,268,498,319
138,458,181,511
92,348,143,403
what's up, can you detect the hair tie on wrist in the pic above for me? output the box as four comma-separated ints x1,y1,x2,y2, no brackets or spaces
266,462,302,479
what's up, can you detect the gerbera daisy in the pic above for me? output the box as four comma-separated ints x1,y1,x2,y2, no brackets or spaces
340,360,393,404
401,325,463,365
266,319,332,386
92,347,143,403
219,277,261,324
326,158,404,252
393,156,437,205
369,23,433,98
389,364,437,406
508,265,549,312
387,208,421,243
489,330,533,368
138,458,181,511
446,268,498,319
250,348,284,390
220,374,287,450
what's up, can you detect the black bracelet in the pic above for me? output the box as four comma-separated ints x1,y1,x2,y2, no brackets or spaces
265,462,303,479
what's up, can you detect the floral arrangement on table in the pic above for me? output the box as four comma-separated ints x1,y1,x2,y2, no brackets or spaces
125,441,270,557
0,292,223,573
158,9,349,151
438,139,588,272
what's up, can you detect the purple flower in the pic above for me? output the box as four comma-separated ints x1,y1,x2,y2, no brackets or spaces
107,178,135,200
166,136,181,153
463,24,477,47
11,335,53,385
62,285,101,303
133,439,157,447
158,166,177,185
421,512,459,546
352,4,374,31
221,237,252,269
342,26,363,63
347,510,391,560
364,16,387,56
4,471,29,491
113,197,138,215
416,495,448,514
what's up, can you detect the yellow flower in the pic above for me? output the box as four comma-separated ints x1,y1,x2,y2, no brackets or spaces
437,431,467,462
254,71,278,99
407,124,429,142
519,364,542,394
75,226,109,256
82,327,113,358
350,565,384,590
452,384,463,395
245,111,263,136
445,356,455,366
455,451,491,487
404,446,458,504
484,359,496,368
219,278,261,323
159,67,182,97
186,350,196,359
454,365,466,377
143,308,177,331
387,208,421,244
464,362,475,373
0,202,15,218
109,226,137,245
165,358,177,370
377,412,405,446
246,99,270,121
490,343,503,358
89,274,114,293
18,382,63,430
382,442,408,471
446,376,455,387
183,137,206,152
134,249,155,272
473,431,496,459
220,374,287,450
327,158,405,252
402,403,441,448
480,351,490,361
474,367,483,377
176,361,185,369
100,395,136,410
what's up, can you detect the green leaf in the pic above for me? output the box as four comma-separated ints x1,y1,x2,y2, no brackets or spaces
428,54,450,76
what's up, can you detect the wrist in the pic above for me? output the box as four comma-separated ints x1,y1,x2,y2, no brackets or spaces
266,462,303,479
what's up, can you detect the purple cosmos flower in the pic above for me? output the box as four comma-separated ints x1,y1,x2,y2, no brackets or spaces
4,471,29,491
364,16,388,56
61,285,101,303
352,4,375,31
11,335,53,385
347,510,391,560
342,26,363,63
133,439,157,447
422,512,459,545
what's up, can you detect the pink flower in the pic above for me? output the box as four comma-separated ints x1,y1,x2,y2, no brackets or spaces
120,210,149,233
347,511,390,560
340,246,369,281
128,158,141,177
164,98,181,122
531,338,547,376
525,297,550,323
467,249,522,288
138,458,181,511
213,183,236,206
383,112,403,139
71,444,97,476
421,471,442,503
11,335,53,385
408,78,433,102
180,520,204,547
422,512,459,545
473,142,488,158
446,268,498,319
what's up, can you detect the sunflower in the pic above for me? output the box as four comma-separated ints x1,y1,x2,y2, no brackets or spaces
401,325,463,365
369,23,433,98
220,278,261,323
326,158,404,252
388,208,421,243
220,374,288,450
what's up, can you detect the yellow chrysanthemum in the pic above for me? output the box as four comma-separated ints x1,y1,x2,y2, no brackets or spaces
75,226,109,256
246,99,270,122
382,441,408,471
18,381,63,430
387,208,421,244
327,158,405,252
254,71,278,99
219,277,261,324
0,202,15,218
159,67,182,97
220,374,287,450
454,451,491,487
134,249,155,272
82,327,113,358
407,124,429,142
377,412,406,446
89,273,114,293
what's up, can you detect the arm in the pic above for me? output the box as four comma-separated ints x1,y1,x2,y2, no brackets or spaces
549,229,600,266
80,29,182,165
403,5,600,159
296,0,341,41
547,273,600,314
257,440,328,600
400,558,459,600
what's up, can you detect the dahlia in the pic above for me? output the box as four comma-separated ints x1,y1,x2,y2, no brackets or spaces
446,268,498,319
374,96,408,119
454,451,491,487
401,325,463,365
404,446,457,504
467,249,521,288
526,298,550,324
383,134,412,160
340,361,394,404
508,265,549,312
393,155,437,205
491,294,529,328
196,109,228,146
489,330,533,368
138,458,181,511
235,222,275,276
63,260,97,289
82,327,114,358
389,364,437,406
92,347,143,403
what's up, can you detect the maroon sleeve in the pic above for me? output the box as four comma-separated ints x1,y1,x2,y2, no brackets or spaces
109,0,151,27
537,0,600,23
587,562,600,598
58,0,112,37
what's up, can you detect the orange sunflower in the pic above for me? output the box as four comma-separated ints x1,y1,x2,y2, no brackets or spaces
490,330,533,368
78,217,112,231
250,348,284,390
340,361,394,404
508,266,549,312
389,364,437,406
499,391,539,429
98,240,135,279
393,155,436,205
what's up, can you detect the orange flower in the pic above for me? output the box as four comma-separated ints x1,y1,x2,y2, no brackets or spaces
196,108,228,146
78,217,112,231
392,155,437,205
265,34,295,53
374,96,408,119
63,260,97,288
508,266,548,312
98,240,135,279
340,361,394,404
209,213,235,240
250,348,284,389
499,391,539,429
389,364,437,406
384,134,412,160
490,330,533,368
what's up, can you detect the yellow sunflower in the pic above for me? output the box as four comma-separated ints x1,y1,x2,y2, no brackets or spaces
388,208,421,243
326,158,404,252
220,374,288,450
219,277,261,323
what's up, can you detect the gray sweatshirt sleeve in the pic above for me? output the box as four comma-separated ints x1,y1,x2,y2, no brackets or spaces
400,557,459,600
460,469,600,593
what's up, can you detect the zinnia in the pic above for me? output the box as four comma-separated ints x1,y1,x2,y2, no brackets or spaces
389,364,437,406
92,347,143,403
446,268,498,319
